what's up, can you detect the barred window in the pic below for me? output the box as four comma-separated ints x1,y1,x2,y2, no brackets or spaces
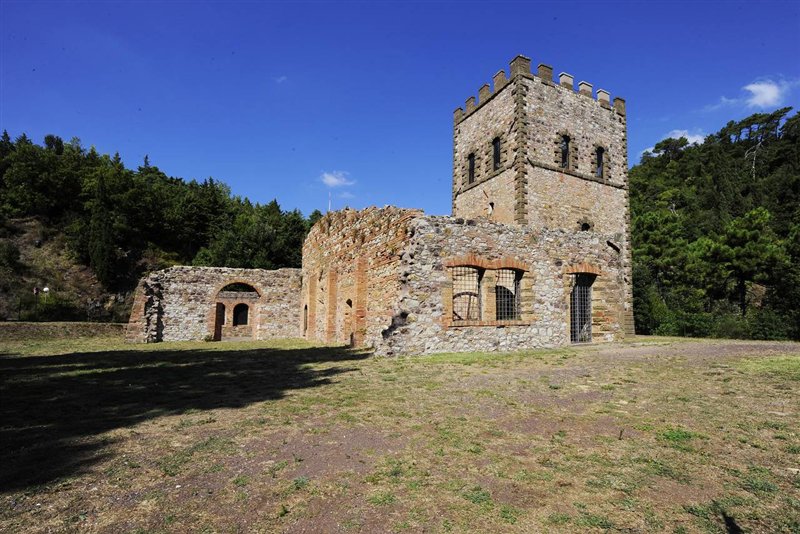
495,269,521,320
467,153,476,184
492,137,501,170
452,266,482,321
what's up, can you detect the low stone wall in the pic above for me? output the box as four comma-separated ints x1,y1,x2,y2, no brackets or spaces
126,266,302,343
0,321,125,341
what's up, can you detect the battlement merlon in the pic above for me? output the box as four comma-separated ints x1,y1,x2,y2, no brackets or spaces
454,54,626,124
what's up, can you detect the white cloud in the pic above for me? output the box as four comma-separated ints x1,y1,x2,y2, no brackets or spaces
703,78,798,112
338,191,355,199
703,95,739,112
274,75,288,84
743,80,788,108
663,129,705,145
640,128,706,158
320,170,355,188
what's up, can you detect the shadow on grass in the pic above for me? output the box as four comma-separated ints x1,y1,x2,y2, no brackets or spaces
0,343,370,492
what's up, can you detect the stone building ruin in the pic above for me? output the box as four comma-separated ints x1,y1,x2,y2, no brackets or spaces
127,54,634,355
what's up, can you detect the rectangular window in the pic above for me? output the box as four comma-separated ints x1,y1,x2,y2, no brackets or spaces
596,147,604,178
495,269,521,320
467,153,476,184
452,266,482,321
560,136,570,169
492,137,501,170
570,274,594,343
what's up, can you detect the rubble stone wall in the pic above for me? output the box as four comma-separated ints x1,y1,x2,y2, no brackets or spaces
376,215,627,355
126,266,301,342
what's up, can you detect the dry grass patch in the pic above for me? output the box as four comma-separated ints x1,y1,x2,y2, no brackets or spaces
1,336,799,532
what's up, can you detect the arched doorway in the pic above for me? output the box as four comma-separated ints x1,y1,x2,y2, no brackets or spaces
213,282,260,341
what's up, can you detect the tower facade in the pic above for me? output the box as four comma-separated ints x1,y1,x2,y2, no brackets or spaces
452,55,634,334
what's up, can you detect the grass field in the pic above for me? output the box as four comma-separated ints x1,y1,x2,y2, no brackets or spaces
1,336,799,533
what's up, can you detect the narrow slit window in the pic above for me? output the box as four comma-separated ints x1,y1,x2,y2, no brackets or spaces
467,153,476,184
560,135,570,169
492,137,501,170
452,266,482,321
495,269,522,320
596,147,605,178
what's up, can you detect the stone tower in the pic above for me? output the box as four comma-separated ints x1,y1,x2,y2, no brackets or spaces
452,55,634,333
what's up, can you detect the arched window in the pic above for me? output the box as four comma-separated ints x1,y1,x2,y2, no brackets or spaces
233,303,249,326
595,146,605,178
452,266,482,321
495,269,522,320
492,137,501,170
560,135,570,169
467,153,476,184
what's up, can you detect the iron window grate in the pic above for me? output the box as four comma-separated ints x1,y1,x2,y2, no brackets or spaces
452,266,482,321
495,269,521,320
570,274,594,343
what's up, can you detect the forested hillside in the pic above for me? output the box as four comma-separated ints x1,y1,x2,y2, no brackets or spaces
0,133,322,321
630,107,799,340
1,108,798,338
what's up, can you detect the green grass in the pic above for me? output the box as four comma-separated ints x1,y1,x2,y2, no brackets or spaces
737,355,800,381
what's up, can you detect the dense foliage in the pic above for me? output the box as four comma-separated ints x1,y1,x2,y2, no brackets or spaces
2,108,797,338
630,108,799,340
0,132,322,292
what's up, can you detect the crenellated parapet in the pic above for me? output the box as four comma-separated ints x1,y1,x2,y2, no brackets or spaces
453,54,626,124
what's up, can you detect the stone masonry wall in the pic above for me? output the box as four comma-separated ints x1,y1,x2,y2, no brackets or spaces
451,55,634,334
301,207,423,347
452,75,517,224
377,216,628,356
126,266,301,342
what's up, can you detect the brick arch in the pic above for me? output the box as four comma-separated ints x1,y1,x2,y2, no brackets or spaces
207,279,266,340
444,255,529,271
212,279,264,298
565,262,603,276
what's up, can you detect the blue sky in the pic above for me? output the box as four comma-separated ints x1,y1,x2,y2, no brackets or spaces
2,1,798,217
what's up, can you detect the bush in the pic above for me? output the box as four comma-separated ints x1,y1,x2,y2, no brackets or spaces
19,293,86,322
712,313,749,339
0,240,20,271
747,308,790,340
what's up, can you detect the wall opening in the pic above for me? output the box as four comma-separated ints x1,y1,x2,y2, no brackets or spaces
233,303,249,326
595,146,605,178
467,153,476,184
213,303,225,341
346,299,354,346
219,282,259,295
560,135,570,169
303,304,308,335
496,269,522,320
570,274,595,343
452,266,483,321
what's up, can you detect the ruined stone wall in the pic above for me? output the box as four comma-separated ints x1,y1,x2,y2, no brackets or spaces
377,216,628,356
301,207,423,347
126,266,302,342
